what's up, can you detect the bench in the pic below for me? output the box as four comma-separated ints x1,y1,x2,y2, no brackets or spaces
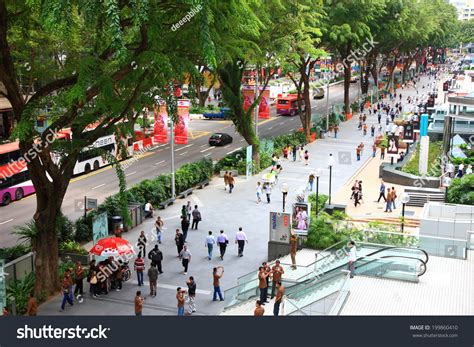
158,198,176,209
177,188,193,199
197,179,210,189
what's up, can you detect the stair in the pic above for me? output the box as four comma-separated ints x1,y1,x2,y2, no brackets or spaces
403,187,445,207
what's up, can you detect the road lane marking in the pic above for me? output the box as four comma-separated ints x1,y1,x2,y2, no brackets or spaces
0,218,14,225
179,151,188,156
91,183,105,190
126,171,137,176
155,160,166,165
240,139,245,142
226,148,241,155
200,147,215,153
175,144,193,152
204,153,212,157
200,144,207,148
224,144,231,148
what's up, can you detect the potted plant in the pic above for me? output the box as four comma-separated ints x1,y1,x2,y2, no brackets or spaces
59,240,90,264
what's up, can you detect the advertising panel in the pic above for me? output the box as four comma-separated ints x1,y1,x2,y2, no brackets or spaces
292,202,311,235
93,212,109,245
269,212,291,244
258,87,270,119
153,101,168,144
175,99,190,145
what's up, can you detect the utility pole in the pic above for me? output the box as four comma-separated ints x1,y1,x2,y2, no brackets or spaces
170,117,176,198
326,75,330,131
254,65,259,138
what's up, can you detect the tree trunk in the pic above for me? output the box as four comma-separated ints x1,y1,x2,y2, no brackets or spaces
302,71,312,140
343,63,351,114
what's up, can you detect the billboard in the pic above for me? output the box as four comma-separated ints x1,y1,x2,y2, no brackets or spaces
175,99,190,145
403,123,414,142
258,87,270,119
154,101,168,144
242,85,255,113
387,134,399,155
292,202,311,235
269,212,291,244
93,212,109,245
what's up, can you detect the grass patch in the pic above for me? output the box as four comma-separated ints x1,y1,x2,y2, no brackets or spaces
401,141,443,177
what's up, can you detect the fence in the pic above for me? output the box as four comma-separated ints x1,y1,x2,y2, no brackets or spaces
4,252,35,286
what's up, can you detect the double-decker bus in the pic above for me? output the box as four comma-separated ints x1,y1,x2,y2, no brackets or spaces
0,142,35,205
276,94,305,116
0,129,134,205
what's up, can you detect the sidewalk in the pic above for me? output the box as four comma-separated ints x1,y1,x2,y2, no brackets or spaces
38,77,435,316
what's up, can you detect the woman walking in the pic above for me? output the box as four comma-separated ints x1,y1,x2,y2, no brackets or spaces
304,150,309,166
256,182,263,203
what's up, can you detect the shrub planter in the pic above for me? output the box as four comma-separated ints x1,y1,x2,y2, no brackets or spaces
59,252,90,265
309,132,317,143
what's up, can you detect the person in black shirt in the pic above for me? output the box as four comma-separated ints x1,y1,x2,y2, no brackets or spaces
175,229,185,256
181,215,190,241
186,276,197,315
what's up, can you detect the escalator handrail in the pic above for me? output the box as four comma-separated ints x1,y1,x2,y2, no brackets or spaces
361,255,428,277
358,245,429,265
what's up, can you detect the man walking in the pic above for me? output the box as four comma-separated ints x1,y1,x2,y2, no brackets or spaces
290,234,297,269
175,229,185,256
265,183,272,203
385,188,393,212
258,266,270,305
212,266,224,301
181,215,190,241
235,227,248,257
254,300,265,316
356,145,361,161
179,245,192,275
148,245,164,274
391,187,397,209
186,201,192,221
217,230,229,260
205,231,216,260
271,260,284,299
223,171,229,191
135,291,144,316
228,172,235,193
191,205,201,230
59,269,74,312
273,282,285,316
73,261,84,298
292,145,297,161
137,231,147,258
380,146,385,160
147,263,158,297
176,287,185,316
186,276,197,315
134,255,145,286
377,181,386,203
155,216,164,244
346,241,357,278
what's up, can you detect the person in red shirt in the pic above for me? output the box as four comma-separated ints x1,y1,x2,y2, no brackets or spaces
134,256,145,286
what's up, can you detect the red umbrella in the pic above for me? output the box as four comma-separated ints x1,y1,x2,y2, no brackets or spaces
89,237,135,257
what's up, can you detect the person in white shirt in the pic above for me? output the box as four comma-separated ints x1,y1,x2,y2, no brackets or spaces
186,201,192,221
346,241,357,278
256,182,263,203
235,227,248,257
466,165,472,175
144,201,153,218
205,231,216,260
217,230,229,260
265,184,272,204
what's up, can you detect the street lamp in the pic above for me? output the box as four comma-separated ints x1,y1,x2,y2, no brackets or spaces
328,154,336,205
280,183,289,212
400,192,410,233
314,169,321,215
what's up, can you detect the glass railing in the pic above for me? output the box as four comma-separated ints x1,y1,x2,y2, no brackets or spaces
355,256,426,282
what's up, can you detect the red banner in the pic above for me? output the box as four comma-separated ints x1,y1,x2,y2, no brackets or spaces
153,101,168,144
175,99,190,145
242,85,255,113
258,87,270,119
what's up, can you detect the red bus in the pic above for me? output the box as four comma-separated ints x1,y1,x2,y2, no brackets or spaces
276,94,305,116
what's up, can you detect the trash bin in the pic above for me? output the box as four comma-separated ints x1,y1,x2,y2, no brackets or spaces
111,216,123,238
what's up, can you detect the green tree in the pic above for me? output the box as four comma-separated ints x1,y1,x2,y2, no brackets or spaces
446,175,474,205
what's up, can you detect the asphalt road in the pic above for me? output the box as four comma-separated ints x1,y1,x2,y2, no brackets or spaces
0,82,359,247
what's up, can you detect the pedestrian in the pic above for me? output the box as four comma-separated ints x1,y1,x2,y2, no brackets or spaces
155,216,164,244
186,276,197,314
292,145,297,161
304,150,309,165
73,261,84,297
176,287,186,316
235,227,248,257
371,124,375,137
299,146,305,161
377,181,387,203
181,215,190,241
263,262,271,291
362,114,367,123
89,270,99,298
354,187,361,207
265,183,272,203
223,171,229,191
144,201,154,218
290,234,297,269
27,292,38,316
385,188,393,212
391,187,397,209
256,181,263,203
363,123,368,136
356,145,361,161
137,230,147,258
228,172,235,193
377,113,381,124
148,244,164,274
346,241,357,278
254,300,265,316
186,201,192,221
307,173,315,192
217,230,229,260
334,125,339,138
135,291,144,316
115,262,123,291
60,269,74,312
380,146,385,160
191,205,201,230
181,205,187,219
147,263,158,297
466,165,472,175
457,163,465,178
273,282,285,316
283,146,288,160
271,260,284,299
212,266,224,301
258,266,270,304
175,229,185,256
372,143,377,158
359,142,365,156
134,255,145,286
205,231,215,260
350,180,359,200
179,245,192,275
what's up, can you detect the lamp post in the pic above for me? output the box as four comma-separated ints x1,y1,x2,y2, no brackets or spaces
400,192,410,233
315,169,321,215
280,183,289,212
328,154,336,205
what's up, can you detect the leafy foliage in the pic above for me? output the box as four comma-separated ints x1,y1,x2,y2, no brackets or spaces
446,175,474,205
6,272,35,315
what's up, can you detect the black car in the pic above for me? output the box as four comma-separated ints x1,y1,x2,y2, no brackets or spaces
209,133,233,146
